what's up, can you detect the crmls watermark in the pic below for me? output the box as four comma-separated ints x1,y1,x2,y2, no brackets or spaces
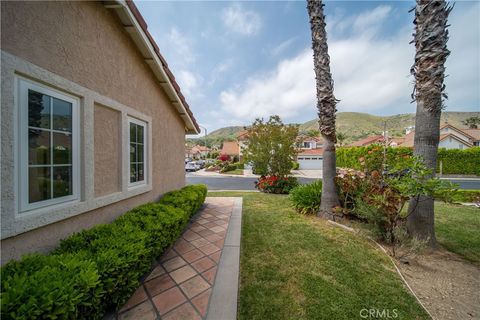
360,308,399,319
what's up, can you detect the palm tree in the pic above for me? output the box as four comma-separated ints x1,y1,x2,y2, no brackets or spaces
307,0,340,219
336,132,347,147
407,0,452,247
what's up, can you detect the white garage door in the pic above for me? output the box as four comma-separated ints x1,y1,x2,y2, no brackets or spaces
297,156,323,170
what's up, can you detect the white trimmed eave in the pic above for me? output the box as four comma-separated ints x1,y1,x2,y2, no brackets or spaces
104,0,200,134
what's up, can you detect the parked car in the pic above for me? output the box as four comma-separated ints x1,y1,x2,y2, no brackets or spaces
185,157,192,164
197,160,206,168
185,161,201,172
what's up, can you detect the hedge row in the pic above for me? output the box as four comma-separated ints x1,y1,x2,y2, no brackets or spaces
0,184,207,320
336,146,480,175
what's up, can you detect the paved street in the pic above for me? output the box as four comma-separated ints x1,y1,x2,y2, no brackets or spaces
186,173,480,190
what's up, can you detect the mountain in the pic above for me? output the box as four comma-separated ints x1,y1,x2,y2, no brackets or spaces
187,111,479,146
300,112,479,142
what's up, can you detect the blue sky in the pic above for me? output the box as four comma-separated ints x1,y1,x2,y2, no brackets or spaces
135,1,480,135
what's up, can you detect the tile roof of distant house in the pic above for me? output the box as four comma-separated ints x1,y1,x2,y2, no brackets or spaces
439,133,473,147
439,123,477,141
298,148,324,156
463,129,480,141
349,135,384,147
221,141,240,156
106,1,200,133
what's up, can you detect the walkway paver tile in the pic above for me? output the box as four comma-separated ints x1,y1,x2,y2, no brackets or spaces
191,288,212,317
144,273,175,297
170,265,197,284
118,300,156,320
181,248,205,263
152,287,187,315
179,275,210,299
117,197,241,320
162,302,202,320
163,256,187,272
191,257,215,273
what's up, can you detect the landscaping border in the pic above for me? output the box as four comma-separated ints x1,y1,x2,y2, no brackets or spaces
205,197,243,320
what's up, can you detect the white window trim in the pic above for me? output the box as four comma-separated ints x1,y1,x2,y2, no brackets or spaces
127,117,148,188
17,77,81,213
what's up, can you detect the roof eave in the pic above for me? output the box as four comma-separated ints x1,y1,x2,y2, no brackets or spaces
104,0,200,134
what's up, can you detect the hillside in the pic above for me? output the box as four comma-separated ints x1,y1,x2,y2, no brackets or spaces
188,111,479,146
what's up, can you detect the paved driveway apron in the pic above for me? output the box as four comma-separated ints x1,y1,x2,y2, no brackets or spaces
116,197,242,320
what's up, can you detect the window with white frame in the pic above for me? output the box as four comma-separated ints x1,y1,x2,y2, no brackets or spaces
18,78,79,212
128,117,147,186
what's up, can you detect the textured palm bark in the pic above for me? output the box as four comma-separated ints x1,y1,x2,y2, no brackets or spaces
307,0,340,219
407,0,452,247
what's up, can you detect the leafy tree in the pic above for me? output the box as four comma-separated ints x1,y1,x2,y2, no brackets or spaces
462,116,480,129
306,129,320,138
307,0,340,219
336,132,347,147
407,0,452,247
244,115,298,177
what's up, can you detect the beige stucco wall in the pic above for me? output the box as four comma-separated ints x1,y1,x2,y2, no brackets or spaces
94,104,122,197
1,1,186,262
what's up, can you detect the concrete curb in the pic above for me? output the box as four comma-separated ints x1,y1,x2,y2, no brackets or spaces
205,197,242,320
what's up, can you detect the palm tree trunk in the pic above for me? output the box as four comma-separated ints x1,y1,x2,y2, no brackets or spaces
307,0,340,219
407,0,452,247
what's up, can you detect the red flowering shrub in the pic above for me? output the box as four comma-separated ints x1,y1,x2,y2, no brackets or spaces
218,154,230,162
255,175,298,194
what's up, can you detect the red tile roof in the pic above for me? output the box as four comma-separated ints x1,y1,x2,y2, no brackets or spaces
349,135,384,147
124,1,200,133
297,148,324,156
221,141,240,156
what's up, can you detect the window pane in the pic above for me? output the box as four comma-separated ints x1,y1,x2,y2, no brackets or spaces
29,167,51,203
130,163,138,183
130,143,137,163
137,125,144,144
52,166,72,198
137,144,144,162
53,132,72,164
29,129,50,165
138,163,144,182
28,90,51,129
52,98,72,132
130,123,137,143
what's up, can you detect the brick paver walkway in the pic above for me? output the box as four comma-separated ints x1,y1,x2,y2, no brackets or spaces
117,197,236,320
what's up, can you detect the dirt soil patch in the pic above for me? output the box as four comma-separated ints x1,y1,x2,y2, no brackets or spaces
397,249,480,320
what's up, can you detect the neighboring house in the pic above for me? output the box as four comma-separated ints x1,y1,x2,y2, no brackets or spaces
220,141,240,160
296,148,324,170
237,130,248,160
191,145,210,158
185,147,200,159
0,1,200,263
297,134,323,149
348,135,385,147
395,124,477,149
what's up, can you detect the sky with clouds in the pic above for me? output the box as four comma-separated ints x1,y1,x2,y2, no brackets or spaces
135,1,480,135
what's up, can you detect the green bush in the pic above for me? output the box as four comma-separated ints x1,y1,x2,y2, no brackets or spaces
1,184,207,319
337,146,480,175
289,180,322,214
437,147,480,175
450,189,480,203
235,162,245,170
292,161,300,170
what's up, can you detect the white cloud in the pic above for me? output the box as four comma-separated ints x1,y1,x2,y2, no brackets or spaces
167,27,196,65
208,59,234,86
218,3,479,125
271,37,296,56
177,70,200,96
222,4,261,36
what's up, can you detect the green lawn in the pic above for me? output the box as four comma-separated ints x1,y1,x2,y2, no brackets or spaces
221,169,244,175
435,202,480,264
209,192,429,320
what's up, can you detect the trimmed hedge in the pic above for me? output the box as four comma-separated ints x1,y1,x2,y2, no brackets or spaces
336,146,480,176
1,184,207,320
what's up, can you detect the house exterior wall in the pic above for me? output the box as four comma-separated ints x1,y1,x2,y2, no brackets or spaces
439,137,469,150
1,1,186,263
440,127,471,143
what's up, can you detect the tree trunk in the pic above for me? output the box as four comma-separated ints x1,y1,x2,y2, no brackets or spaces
307,0,340,219
407,0,452,247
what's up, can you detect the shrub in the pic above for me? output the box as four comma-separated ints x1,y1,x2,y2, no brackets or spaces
220,164,237,173
255,175,298,194
292,161,300,170
450,189,480,203
289,180,322,214
336,145,480,175
1,184,207,319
